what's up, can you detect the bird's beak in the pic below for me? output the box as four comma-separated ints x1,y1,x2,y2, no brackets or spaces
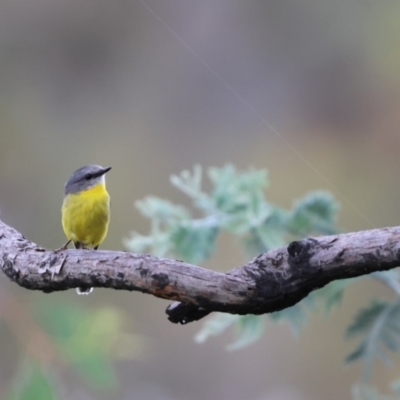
94,166,111,178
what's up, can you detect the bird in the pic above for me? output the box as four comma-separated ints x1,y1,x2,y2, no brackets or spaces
61,164,111,295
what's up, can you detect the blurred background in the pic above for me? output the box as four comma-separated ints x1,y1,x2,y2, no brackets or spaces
1,0,400,399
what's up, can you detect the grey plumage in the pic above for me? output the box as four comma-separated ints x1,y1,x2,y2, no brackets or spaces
64,165,111,195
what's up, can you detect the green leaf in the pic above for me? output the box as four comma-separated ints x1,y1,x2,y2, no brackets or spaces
372,271,400,296
127,165,340,266
287,191,339,236
310,279,355,316
195,314,241,344
170,165,215,211
135,196,189,221
346,342,367,363
195,314,265,351
227,315,265,351
391,380,400,396
125,196,191,256
270,301,310,336
345,300,400,380
5,363,58,400
209,165,268,215
352,383,398,400
242,226,286,256
124,230,172,256
171,222,218,264
268,287,345,336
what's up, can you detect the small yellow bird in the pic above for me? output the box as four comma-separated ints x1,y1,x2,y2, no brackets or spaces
61,165,111,295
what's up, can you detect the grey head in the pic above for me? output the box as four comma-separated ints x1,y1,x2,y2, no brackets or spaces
65,165,111,195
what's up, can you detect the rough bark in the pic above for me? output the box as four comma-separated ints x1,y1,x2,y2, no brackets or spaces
1,219,399,324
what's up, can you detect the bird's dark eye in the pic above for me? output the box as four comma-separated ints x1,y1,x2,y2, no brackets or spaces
84,173,92,180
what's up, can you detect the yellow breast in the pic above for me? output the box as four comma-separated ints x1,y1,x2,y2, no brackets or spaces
61,183,110,247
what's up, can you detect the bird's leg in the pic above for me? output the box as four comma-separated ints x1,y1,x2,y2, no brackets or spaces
53,239,72,253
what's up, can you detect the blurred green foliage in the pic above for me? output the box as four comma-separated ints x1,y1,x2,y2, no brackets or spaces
126,165,400,399
126,165,338,261
346,297,400,380
127,165,342,340
352,382,400,400
4,164,400,399
5,363,59,400
35,303,123,389
3,301,141,400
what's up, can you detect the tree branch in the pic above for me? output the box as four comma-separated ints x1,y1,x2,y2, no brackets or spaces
1,219,399,324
